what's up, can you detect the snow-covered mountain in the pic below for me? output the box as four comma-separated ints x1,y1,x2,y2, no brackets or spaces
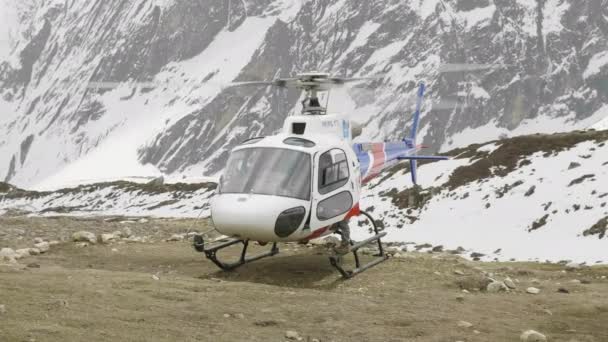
2,129,606,263
1,0,608,190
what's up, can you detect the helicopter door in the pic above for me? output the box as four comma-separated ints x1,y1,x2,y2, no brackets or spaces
310,149,355,231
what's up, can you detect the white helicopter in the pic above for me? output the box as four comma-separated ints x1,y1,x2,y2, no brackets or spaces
188,72,449,278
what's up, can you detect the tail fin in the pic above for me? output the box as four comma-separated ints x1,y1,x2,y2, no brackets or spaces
409,83,425,184
410,83,425,141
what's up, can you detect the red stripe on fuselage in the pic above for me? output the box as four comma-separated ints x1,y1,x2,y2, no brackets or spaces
344,203,361,220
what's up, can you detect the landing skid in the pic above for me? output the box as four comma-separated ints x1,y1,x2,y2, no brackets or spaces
193,210,387,278
329,211,389,279
193,236,279,271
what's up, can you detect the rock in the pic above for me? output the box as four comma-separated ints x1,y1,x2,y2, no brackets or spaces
285,330,302,341
557,287,570,294
122,227,133,238
28,248,41,255
520,330,547,341
125,236,143,243
14,249,30,259
223,313,231,318
457,321,473,328
433,271,442,276
111,248,118,253
526,287,541,294
33,237,44,244
167,234,185,242
26,263,40,268
487,281,509,293
34,242,50,253
456,295,465,302
72,231,97,244
152,274,160,281
138,218,149,223
75,242,89,248
565,262,582,271
570,279,581,284
0,304,5,314
100,233,117,244
48,240,60,246
111,230,124,238
234,313,245,319
454,270,465,276
504,277,516,289
310,236,339,246
0,248,17,262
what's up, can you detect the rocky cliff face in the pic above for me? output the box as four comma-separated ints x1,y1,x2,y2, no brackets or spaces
1,0,607,188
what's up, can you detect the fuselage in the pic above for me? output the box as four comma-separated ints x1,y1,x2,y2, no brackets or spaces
211,114,418,243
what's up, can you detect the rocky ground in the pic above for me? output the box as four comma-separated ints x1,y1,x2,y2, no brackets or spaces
0,215,607,342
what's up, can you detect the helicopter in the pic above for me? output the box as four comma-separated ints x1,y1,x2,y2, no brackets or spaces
185,72,450,278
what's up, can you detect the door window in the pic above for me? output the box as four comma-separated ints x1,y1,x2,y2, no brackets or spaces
318,149,349,195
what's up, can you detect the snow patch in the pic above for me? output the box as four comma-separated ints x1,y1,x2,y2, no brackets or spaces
583,51,608,79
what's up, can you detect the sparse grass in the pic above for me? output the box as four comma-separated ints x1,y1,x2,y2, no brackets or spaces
445,130,608,190
583,217,608,239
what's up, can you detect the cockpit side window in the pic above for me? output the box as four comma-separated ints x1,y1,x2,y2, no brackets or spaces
318,149,349,195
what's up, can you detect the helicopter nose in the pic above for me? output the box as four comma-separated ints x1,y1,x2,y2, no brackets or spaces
211,194,309,241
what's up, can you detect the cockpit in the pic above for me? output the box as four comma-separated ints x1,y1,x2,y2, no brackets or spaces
219,147,312,200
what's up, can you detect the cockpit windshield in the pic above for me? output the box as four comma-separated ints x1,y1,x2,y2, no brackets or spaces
220,147,312,201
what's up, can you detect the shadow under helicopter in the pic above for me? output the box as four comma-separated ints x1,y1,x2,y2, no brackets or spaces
196,247,368,290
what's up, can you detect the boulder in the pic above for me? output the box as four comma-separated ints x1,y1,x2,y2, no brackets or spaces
526,287,541,294
565,262,582,270
33,237,44,244
122,227,133,238
0,248,17,262
34,242,50,253
72,231,97,244
100,233,118,244
15,249,33,259
487,281,509,293
167,234,185,242
285,330,302,341
503,277,517,289
457,321,473,328
520,330,547,341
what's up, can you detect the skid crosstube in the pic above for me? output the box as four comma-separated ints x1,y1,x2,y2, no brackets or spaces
193,235,279,271
329,211,389,279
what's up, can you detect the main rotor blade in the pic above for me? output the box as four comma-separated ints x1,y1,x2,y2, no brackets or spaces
439,63,510,73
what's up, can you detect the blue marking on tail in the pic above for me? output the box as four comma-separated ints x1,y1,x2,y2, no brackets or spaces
410,83,425,142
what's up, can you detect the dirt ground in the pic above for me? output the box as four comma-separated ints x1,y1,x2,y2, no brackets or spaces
0,216,607,342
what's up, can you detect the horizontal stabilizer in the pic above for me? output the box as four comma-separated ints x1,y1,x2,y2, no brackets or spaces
397,155,449,161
